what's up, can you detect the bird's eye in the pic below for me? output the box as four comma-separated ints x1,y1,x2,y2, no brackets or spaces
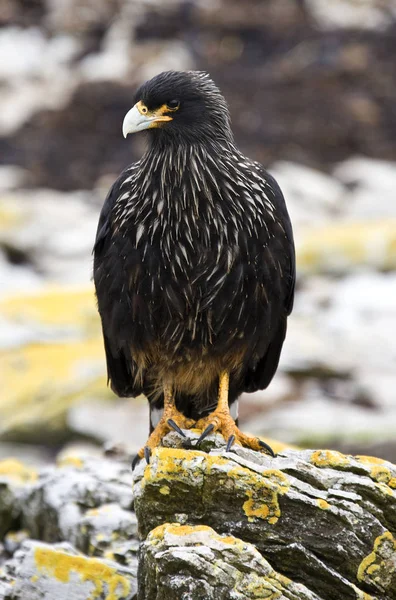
167,99,180,111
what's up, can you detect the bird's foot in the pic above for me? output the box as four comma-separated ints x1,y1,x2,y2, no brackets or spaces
132,410,195,470
194,410,275,457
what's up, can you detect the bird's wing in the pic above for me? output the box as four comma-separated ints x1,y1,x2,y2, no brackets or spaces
93,172,143,398
244,165,295,392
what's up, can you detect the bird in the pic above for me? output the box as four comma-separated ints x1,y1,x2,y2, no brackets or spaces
93,71,295,465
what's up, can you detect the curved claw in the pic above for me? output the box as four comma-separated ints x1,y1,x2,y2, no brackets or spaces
226,434,235,452
196,423,215,444
144,446,152,464
167,418,186,438
131,453,141,471
259,439,276,457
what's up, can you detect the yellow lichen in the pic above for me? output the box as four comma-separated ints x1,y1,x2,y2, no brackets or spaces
34,547,130,600
0,285,117,440
369,466,392,484
0,459,37,483
356,455,385,466
243,491,270,520
159,485,170,495
0,201,24,231
57,456,84,469
316,499,330,510
227,465,289,524
0,286,98,328
310,450,350,469
357,531,396,590
355,457,396,492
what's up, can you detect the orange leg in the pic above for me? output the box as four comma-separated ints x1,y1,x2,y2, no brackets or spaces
195,371,275,456
133,383,194,466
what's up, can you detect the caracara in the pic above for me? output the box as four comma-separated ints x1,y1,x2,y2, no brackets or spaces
93,71,295,465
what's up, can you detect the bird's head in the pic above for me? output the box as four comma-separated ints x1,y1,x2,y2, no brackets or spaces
122,71,232,144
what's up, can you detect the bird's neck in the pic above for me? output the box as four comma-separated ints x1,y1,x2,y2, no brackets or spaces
139,138,241,199
114,138,249,234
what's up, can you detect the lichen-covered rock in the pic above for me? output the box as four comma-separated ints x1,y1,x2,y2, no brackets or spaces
74,503,139,575
21,455,134,544
0,286,108,444
0,459,37,537
0,540,137,600
139,523,321,600
133,432,396,600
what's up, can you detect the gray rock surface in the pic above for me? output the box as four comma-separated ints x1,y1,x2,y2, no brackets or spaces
139,523,321,600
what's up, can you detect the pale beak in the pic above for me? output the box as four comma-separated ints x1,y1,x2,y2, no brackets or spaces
122,104,172,138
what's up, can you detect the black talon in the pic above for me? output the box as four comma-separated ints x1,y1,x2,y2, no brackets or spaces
131,454,141,471
196,424,215,444
258,439,276,457
167,419,186,438
144,446,152,464
226,435,235,452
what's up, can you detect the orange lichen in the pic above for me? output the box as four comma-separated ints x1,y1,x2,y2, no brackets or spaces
34,547,130,600
316,499,330,510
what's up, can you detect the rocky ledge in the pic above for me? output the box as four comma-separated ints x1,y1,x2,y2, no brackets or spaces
0,431,395,599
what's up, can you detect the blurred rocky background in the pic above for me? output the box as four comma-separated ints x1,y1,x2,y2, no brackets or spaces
1,0,396,467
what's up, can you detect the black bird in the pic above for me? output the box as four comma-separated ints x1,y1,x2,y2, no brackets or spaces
93,71,295,462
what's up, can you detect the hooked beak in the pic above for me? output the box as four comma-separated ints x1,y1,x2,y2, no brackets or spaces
122,102,173,138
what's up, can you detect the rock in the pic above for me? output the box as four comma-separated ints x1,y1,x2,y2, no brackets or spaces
67,397,150,451
0,439,395,598
0,459,37,537
0,27,79,135
0,453,139,598
133,431,396,599
243,379,396,449
0,167,26,192
306,0,396,31
0,189,100,283
0,540,137,599
0,286,110,444
270,161,345,231
333,156,396,220
21,455,134,543
140,523,320,600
